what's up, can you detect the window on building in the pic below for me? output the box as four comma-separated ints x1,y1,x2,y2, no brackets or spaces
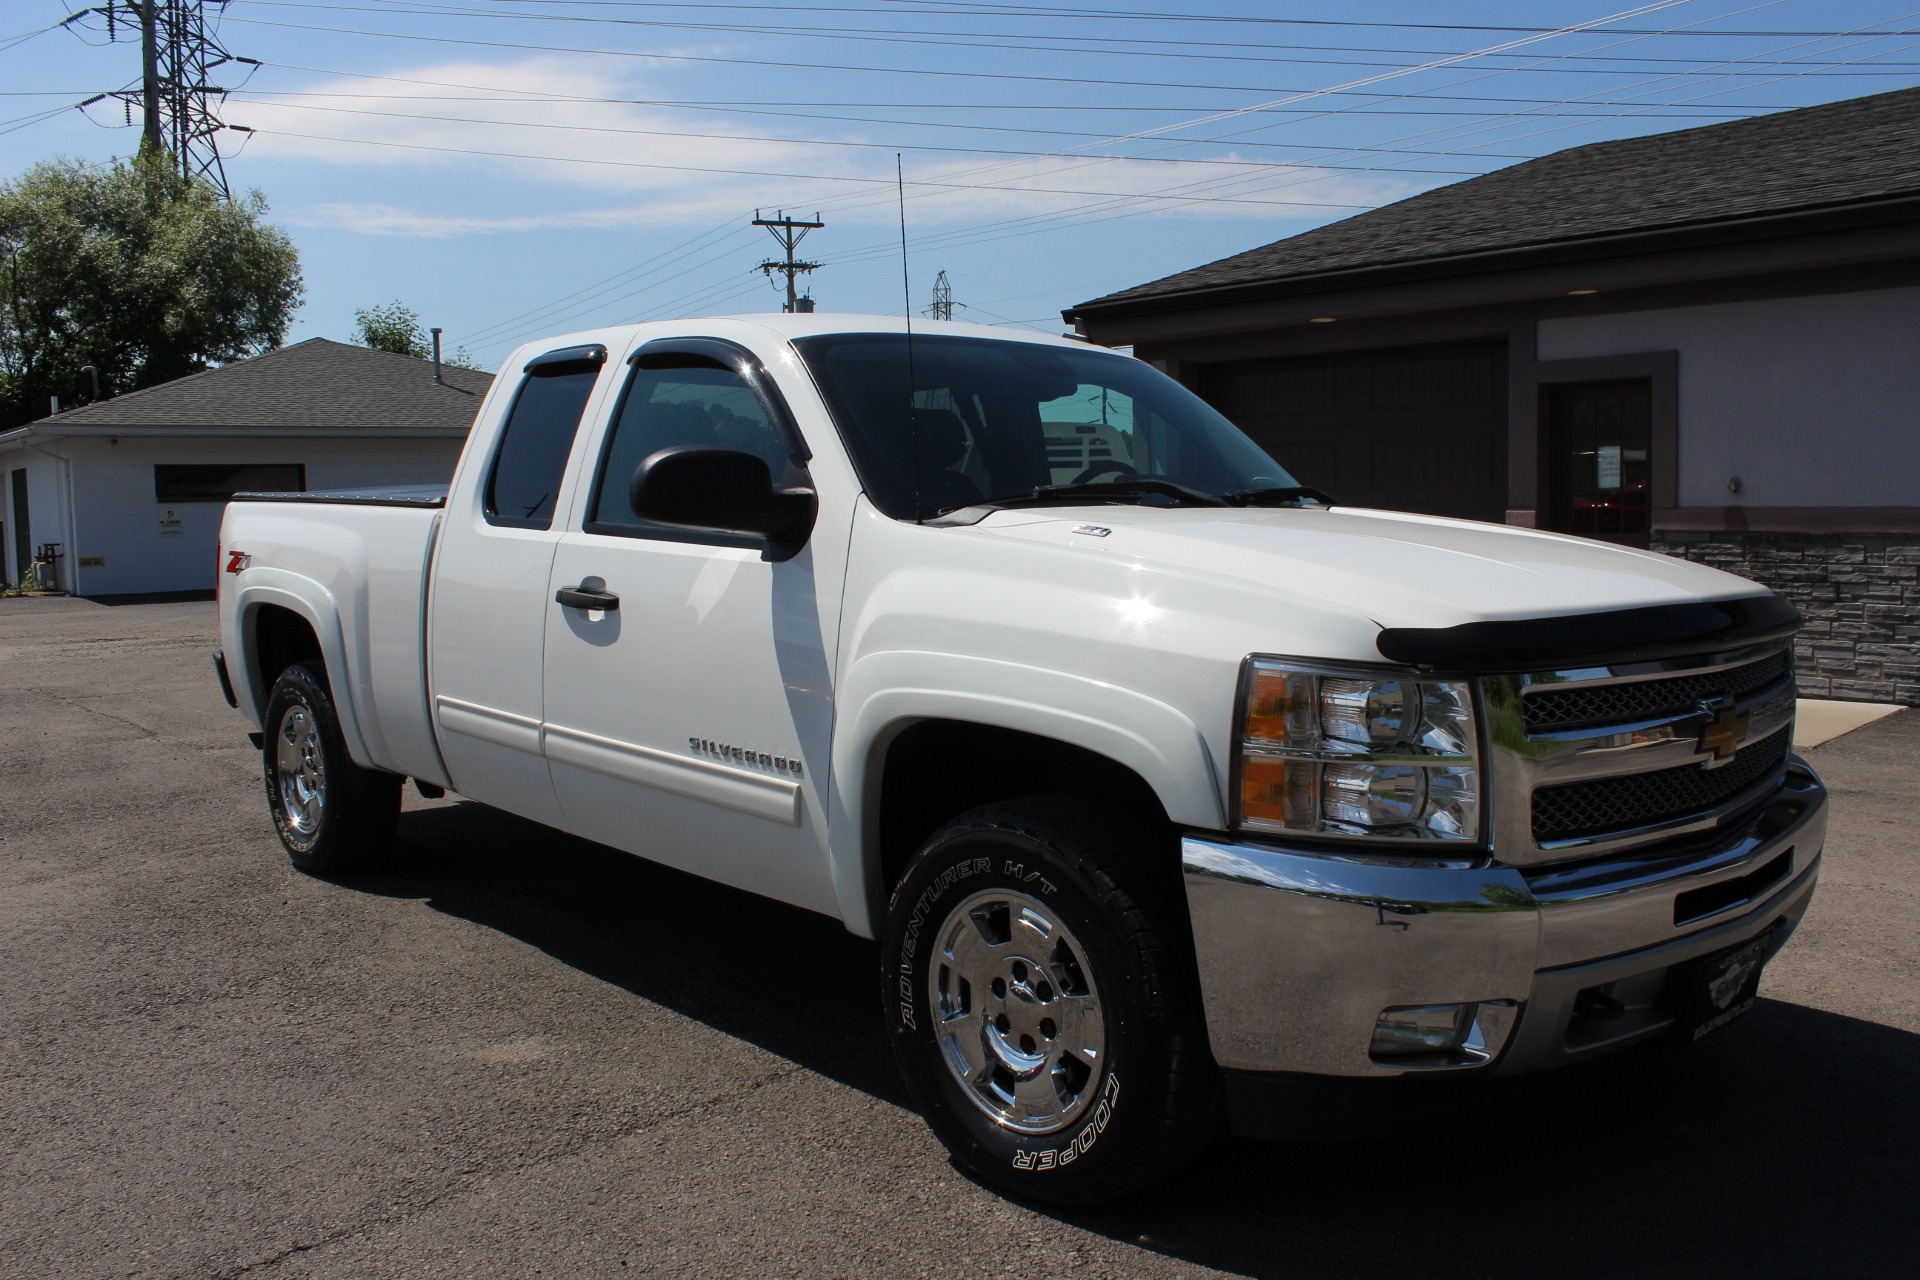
153,464,306,503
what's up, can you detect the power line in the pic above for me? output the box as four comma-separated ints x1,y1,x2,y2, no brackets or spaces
224,0,1920,75
435,2,1812,339
311,0,1920,37
458,218,747,346
225,11,1883,106
240,126,1385,208
246,61,1792,115
872,0,1920,36
233,97,1507,177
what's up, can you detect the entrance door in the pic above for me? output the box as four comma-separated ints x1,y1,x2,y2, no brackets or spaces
1548,380,1652,546
10,468,29,584
539,340,838,917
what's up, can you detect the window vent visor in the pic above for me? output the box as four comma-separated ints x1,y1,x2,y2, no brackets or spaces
524,343,608,376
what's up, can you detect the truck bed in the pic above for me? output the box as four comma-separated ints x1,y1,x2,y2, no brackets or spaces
220,493,452,789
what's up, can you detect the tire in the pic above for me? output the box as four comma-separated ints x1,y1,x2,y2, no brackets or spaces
262,661,401,876
881,799,1221,1205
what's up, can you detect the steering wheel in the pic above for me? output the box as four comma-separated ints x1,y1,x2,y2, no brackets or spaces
1069,460,1141,484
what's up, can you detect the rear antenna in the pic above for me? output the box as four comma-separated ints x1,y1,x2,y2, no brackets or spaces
897,154,922,524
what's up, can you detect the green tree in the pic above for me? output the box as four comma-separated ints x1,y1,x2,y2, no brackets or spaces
352,299,430,359
0,152,303,429
353,300,486,371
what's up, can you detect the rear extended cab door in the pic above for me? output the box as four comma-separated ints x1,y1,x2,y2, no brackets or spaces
537,326,859,917
426,342,616,828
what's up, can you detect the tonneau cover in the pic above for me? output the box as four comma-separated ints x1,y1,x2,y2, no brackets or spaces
231,484,448,509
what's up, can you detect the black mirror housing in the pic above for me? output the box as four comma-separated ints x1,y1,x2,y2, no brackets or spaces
629,446,816,560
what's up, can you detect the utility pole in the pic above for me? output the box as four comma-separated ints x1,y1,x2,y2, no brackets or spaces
105,1,255,199
927,270,954,321
753,211,824,313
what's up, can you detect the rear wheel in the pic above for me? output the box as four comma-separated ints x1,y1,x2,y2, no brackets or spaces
881,799,1220,1204
262,661,400,876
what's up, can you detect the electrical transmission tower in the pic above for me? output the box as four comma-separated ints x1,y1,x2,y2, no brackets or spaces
102,1,256,199
753,211,824,313
927,270,954,321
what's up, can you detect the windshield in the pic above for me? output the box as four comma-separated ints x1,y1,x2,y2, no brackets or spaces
792,333,1298,518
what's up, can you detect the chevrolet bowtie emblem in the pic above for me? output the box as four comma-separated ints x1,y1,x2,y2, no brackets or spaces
1696,703,1749,766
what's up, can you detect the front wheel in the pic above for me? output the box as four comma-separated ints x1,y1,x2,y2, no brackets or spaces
262,661,401,876
881,800,1220,1204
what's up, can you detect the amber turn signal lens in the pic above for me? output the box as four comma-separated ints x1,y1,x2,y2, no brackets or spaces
1244,668,1297,743
1240,756,1299,826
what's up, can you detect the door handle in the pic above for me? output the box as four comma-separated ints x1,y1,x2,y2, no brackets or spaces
555,584,620,611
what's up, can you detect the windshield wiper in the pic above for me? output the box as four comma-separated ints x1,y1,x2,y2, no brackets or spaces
999,478,1229,509
1227,485,1339,508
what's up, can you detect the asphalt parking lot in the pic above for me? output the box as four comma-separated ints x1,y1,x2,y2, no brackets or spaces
3,595,1916,1279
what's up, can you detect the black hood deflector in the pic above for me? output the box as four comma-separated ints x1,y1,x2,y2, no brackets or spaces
1376,594,1801,672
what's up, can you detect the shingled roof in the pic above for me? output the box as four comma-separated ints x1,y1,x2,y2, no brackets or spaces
25,338,492,433
1074,85,1920,315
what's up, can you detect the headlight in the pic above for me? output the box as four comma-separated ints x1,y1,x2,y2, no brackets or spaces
1236,657,1481,843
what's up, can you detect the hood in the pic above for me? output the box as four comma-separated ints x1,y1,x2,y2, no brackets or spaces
970,504,1766,632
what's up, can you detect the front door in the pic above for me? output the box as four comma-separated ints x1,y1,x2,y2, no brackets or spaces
540,341,839,916
1548,379,1652,546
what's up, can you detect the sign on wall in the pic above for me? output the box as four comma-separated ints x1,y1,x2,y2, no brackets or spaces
1595,445,1623,490
158,507,184,537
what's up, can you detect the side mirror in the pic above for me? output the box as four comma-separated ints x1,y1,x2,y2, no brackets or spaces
629,446,816,561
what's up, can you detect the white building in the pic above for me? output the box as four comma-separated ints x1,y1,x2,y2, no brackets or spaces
0,339,492,597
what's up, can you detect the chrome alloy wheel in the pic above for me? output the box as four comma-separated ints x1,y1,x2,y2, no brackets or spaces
274,704,327,836
929,888,1108,1135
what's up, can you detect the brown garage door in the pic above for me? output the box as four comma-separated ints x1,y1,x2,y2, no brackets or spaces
1197,340,1508,523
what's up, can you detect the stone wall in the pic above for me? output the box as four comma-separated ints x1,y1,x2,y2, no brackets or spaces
1654,531,1920,705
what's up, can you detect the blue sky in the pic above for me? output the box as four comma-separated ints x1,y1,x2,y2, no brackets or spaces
6,0,1920,368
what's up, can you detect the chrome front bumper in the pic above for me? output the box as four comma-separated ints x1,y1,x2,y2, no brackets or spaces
1182,759,1827,1079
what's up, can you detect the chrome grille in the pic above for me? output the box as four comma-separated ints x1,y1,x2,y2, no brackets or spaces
1531,726,1792,842
1484,642,1798,866
1523,652,1790,732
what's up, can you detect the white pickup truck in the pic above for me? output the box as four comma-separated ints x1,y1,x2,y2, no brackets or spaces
214,314,1826,1203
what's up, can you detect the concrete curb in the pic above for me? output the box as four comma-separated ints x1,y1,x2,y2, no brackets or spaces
1795,698,1905,749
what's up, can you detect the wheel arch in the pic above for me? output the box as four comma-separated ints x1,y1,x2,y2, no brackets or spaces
235,579,376,769
828,652,1226,938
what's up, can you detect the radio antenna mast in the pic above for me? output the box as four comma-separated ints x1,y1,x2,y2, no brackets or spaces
897,158,922,524
753,210,824,313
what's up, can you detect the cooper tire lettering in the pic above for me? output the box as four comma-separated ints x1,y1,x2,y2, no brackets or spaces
880,800,1221,1204
1010,1072,1120,1172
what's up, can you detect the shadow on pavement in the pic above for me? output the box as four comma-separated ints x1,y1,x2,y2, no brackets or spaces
1058,1002,1918,1277
346,798,909,1108
352,799,1915,1277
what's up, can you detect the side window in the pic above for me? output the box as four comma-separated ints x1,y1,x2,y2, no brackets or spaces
485,350,603,529
587,359,796,533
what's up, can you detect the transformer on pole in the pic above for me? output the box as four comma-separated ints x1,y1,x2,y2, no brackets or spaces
753,211,824,314
104,1,256,199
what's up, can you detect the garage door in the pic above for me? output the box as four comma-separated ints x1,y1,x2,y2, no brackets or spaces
1198,340,1508,524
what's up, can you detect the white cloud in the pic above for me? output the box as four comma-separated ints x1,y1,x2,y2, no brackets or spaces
237,56,1431,238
